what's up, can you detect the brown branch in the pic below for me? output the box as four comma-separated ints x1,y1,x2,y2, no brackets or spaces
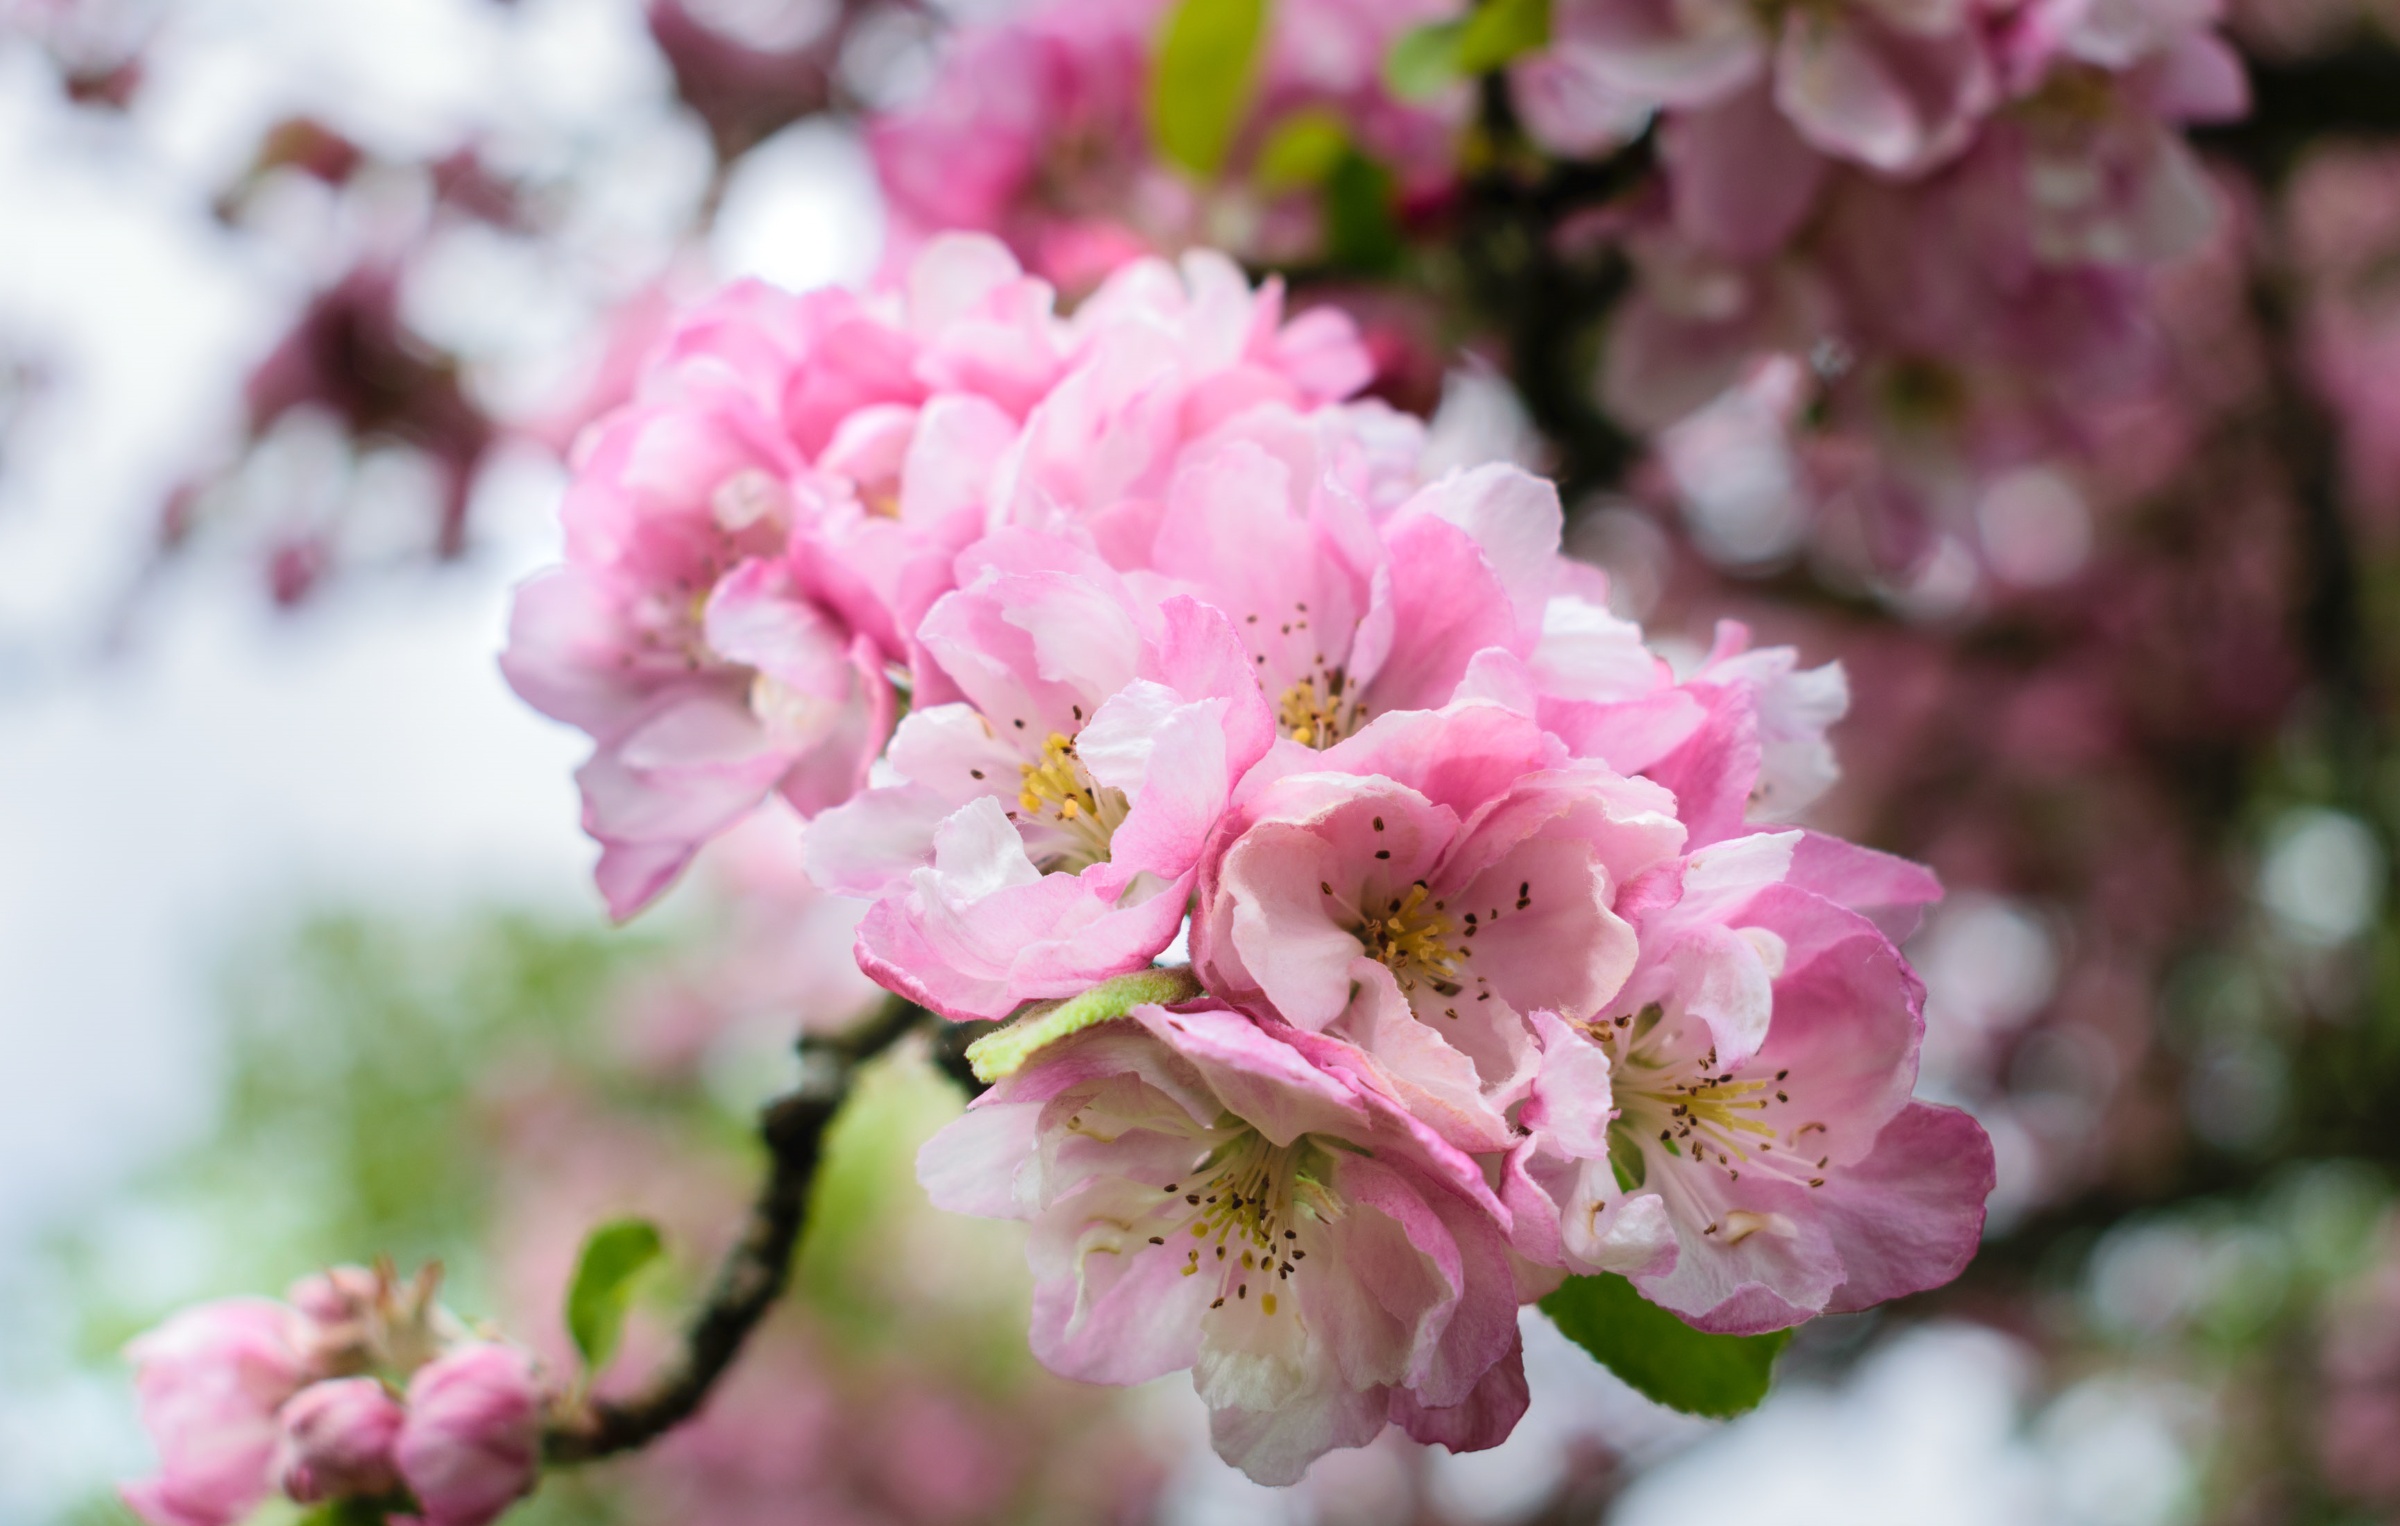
541,994,930,1463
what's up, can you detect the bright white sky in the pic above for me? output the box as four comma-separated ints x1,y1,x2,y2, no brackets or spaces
0,2,2201,1520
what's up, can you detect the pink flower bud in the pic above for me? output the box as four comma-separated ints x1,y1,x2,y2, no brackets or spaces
120,1298,307,1526
274,1378,404,1503
393,1343,545,1526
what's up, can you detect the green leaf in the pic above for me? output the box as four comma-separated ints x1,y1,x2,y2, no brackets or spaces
1150,0,1272,178
1539,1273,1791,1418
1454,0,1551,73
565,1217,664,1373
1256,109,1351,191
1384,19,1467,101
1384,0,1548,100
965,967,1205,1082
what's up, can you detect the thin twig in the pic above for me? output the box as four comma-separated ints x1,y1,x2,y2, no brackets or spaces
541,994,930,1462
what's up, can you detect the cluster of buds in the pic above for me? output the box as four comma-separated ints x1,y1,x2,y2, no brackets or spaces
121,1261,546,1526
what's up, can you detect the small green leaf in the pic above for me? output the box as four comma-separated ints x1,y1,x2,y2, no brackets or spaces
966,967,1205,1082
1385,0,1548,100
1607,1119,1648,1193
1540,1273,1791,1417
565,1217,664,1373
1151,0,1272,178
1384,19,1467,101
1256,109,1351,191
1454,0,1551,73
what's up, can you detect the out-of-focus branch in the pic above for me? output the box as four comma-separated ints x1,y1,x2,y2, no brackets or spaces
541,993,929,1462
1455,77,1649,504
2246,264,2383,807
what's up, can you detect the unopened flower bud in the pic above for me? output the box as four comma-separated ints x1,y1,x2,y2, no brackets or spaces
394,1343,545,1526
274,1378,404,1503
119,1299,307,1526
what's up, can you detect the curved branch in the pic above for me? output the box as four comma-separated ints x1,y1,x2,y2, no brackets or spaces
541,994,930,1462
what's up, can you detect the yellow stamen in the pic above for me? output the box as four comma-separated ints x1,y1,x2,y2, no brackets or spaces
1277,674,1360,750
1359,883,1465,994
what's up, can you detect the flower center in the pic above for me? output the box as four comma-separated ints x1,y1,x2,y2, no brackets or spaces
1277,672,1361,750
1359,882,1467,996
1015,731,1129,871
1589,1003,1829,1189
1157,1130,1342,1318
750,671,833,737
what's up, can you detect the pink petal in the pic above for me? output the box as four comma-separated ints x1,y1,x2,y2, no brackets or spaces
1665,83,1831,259
1819,1102,1995,1312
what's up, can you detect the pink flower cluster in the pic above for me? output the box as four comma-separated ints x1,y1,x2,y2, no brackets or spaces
122,1264,546,1526
506,237,1991,1482
504,234,1377,919
1521,0,2249,572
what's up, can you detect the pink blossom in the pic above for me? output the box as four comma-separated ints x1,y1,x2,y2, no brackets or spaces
1506,832,1991,1330
990,251,1387,557
1132,424,1565,749
393,1343,546,1526
1194,702,1686,1151
869,0,1174,292
1478,611,1848,846
1528,0,1997,176
869,0,1465,284
807,536,1274,1018
274,1378,405,1504
918,1001,1526,1483
121,1300,309,1526
502,235,1074,918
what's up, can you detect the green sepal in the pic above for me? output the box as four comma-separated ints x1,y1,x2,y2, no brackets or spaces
1607,1118,1649,1193
965,967,1206,1082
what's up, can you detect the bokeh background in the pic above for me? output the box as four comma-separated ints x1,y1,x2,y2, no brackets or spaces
6,0,2400,1521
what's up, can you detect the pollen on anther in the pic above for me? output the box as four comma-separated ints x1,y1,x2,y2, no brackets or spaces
1262,1294,1278,1315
